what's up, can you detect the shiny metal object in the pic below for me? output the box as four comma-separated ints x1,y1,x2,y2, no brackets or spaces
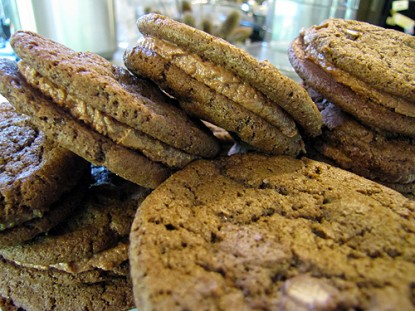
3,0,117,59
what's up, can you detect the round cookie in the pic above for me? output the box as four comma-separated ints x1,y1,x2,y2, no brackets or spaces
10,30,218,158
288,19,415,137
0,59,170,189
0,175,89,248
0,169,146,310
129,153,415,310
124,40,304,156
133,13,322,138
4,30,220,188
301,18,414,104
313,101,415,184
0,170,149,266
0,101,89,246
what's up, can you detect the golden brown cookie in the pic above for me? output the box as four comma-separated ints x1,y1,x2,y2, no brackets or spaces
288,19,415,137
5,31,220,188
301,19,414,104
0,58,170,189
129,153,415,310
125,14,322,156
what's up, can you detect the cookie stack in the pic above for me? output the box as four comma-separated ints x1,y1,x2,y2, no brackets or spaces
0,30,220,190
0,29,223,310
288,18,415,196
0,89,147,311
124,13,323,157
0,101,89,248
0,167,148,310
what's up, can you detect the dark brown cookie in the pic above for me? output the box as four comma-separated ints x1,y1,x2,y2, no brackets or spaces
313,102,415,184
0,101,89,246
133,13,322,137
0,174,89,248
0,257,134,311
288,21,415,137
0,59,170,189
0,173,148,266
10,30,219,158
0,169,146,311
124,41,304,156
129,153,415,310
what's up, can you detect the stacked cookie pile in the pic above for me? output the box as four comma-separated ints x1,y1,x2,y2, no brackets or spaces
1,30,220,190
0,16,322,310
124,13,323,157
288,18,415,196
0,13,414,311
0,101,89,249
0,167,147,310
0,99,144,310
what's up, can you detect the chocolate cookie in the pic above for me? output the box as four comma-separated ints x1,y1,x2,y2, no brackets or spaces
0,101,89,247
135,14,322,137
288,19,415,137
0,170,148,266
0,168,147,310
0,59,167,189
125,41,304,156
125,13,322,156
129,153,415,310
313,102,415,184
301,19,414,105
0,257,133,311
4,30,220,188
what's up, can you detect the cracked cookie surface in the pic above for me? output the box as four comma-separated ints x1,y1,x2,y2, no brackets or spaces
0,101,89,245
0,169,147,311
129,153,415,311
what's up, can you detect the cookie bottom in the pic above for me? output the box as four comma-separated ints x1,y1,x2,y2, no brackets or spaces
0,257,134,311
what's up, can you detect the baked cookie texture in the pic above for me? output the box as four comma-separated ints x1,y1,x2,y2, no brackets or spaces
0,101,90,247
314,102,415,184
124,13,323,157
2,30,220,189
288,18,415,196
129,153,415,311
0,167,148,311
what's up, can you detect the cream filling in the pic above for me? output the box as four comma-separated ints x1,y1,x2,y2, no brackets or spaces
303,39,415,118
139,36,298,138
18,62,196,168
12,242,128,274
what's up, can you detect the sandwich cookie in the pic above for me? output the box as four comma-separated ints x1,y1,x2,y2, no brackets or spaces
0,168,148,310
288,18,415,137
129,153,415,311
4,30,220,189
124,13,323,156
312,100,415,195
288,19,415,195
0,101,89,247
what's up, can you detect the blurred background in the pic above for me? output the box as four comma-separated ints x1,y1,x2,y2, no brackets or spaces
0,0,414,81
